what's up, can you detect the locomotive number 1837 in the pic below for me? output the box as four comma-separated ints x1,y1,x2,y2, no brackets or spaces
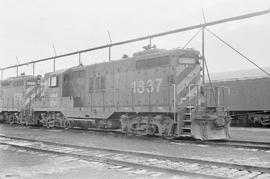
131,78,162,94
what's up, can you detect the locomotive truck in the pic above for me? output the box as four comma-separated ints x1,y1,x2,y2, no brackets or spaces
0,47,231,140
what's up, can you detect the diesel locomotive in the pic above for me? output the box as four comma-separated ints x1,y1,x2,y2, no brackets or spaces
0,47,231,140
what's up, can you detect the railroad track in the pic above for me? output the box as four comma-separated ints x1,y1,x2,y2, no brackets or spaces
0,135,269,179
3,123,270,152
40,126,270,151
2,124,270,151
170,139,270,151
64,127,270,151
60,126,270,151
208,139,270,150
85,128,270,151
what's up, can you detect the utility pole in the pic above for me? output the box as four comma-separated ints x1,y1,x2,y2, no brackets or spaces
202,9,206,85
107,31,112,61
79,52,82,65
16,56,20,77
52,45,57,72
0,70,3,101
32,63,35,76
202,26,205,85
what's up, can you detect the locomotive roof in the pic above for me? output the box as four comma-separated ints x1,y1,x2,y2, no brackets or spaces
43,48,200,76
1,75,37,82
45,68,69,76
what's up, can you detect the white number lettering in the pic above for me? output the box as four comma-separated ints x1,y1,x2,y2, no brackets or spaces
156,78,162,92
146,79,154,93
137,80,145,94
131,81,136,94
131,78,163,94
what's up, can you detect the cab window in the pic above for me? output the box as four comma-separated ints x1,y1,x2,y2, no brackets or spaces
50,76,58,87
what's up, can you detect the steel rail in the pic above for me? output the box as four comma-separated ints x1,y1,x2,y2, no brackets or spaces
0,141,228,179
171,139,270,151
226,139,270,146
3,124,268,151
1,8,270,71
79,127,270,151
29,126,270,151
0,134,269,174
4,124,267,151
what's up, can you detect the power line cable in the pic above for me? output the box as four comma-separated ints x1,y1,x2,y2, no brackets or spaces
205,27,270,77
203,55,217,106
182,28,202,49
2,8,269,71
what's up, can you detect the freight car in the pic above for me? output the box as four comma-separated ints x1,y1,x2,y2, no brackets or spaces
0,47,231,140
210,76,270,126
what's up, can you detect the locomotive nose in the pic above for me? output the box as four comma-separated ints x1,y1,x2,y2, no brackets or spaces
191,112,231,140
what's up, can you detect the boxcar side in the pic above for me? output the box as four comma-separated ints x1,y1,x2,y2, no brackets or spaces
210,77,270,126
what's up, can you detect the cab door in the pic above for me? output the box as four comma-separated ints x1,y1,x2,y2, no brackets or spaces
62,72,73,97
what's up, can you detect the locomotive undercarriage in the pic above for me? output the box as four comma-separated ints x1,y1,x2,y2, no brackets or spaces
119,113,176,137
0,110,36,126
0,112,20,124
0,107,231,140
0,111,70,128
39,112,70,129
37,110,178,138
118,108,231,140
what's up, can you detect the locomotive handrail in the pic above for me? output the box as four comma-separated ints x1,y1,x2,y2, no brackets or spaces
203,86,230,108
1,8,270,72
188,84,200,115
188,84,230,111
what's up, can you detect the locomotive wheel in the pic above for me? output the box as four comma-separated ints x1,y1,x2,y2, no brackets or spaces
126,124,136,136
9,119,14,125
47,120,55,128
64,120,71,129
164,135,175,140
126,131,135,136
42,121,47,127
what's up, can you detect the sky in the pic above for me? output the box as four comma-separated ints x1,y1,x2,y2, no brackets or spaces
0,0,270,79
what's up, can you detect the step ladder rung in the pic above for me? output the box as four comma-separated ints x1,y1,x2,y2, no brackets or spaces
180,132,192,136
181,132,191,134
183,124,191,127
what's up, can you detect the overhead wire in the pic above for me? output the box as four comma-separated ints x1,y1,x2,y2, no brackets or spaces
1,8,270,71
203,55,217,107
205,27,270,77
182,28,202,49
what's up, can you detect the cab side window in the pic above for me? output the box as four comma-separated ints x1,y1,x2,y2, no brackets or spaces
50,76,58,87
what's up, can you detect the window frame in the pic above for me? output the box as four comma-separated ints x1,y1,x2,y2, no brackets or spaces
49,75,58,87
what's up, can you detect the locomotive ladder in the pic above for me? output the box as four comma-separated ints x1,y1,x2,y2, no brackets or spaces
180,107,193,137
